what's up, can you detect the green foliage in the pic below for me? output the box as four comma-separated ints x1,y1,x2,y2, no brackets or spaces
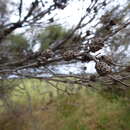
0,33,29,63
56,94,80,118
38,25,68,50
8,34,29,53
37,24,81,51
62,119,87,130
0,80,18,98
0,34,29,63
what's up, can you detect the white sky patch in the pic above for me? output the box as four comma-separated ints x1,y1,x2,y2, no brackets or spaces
33,43,40,52
55,61,96,74
10,0,128,26
53,0,90,27
85,61,96,73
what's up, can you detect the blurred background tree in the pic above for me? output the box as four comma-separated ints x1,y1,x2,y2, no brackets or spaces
38,25,67,50
37,24,82,53
0,34,29,64
0,0,9,26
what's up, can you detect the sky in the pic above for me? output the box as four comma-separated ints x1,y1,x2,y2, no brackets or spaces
11,0,89,26
12,0,127,26
10,0,128,28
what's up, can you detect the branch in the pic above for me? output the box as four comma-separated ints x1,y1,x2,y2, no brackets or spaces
0,1,55,43
18,0,23,20
108,75,130,88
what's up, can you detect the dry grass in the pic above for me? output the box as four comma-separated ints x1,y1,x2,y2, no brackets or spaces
0,79,130,130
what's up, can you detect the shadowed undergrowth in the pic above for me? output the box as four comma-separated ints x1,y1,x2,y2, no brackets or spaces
0,79,130,130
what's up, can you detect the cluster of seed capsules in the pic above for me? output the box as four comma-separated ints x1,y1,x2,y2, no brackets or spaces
88,37,113,76
36,37,113,76
79,37,113,76
36,49,54,65
61,41,113,76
